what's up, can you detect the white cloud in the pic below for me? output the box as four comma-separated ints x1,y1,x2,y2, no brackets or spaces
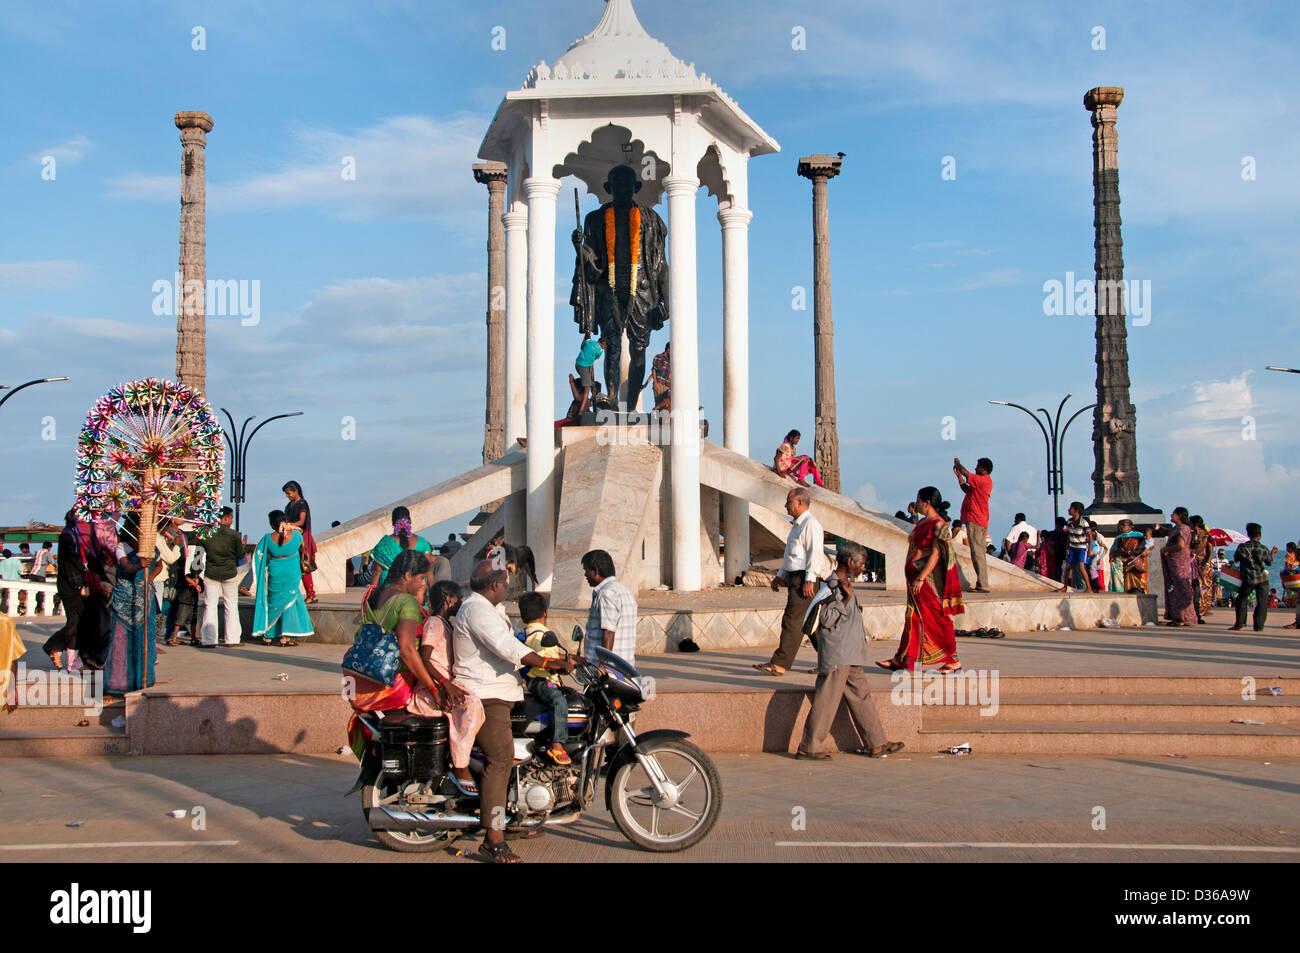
0,260,90,289
105,115,489,223
28,135,92,164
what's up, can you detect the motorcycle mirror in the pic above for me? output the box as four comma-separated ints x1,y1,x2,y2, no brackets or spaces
540,631,560,648
571,624,583,644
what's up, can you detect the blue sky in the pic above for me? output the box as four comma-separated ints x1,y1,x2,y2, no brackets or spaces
2,0,1299,548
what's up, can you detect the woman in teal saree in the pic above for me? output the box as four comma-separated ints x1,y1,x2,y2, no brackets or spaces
368,506,432,589
252,510,314,646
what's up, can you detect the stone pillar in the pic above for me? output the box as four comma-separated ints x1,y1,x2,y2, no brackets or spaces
1084,88,1160,530
797,155,843,494
665,176,701,592
719,205,753,583
524,177,561,591
502,202,529,545
174,111,213,395
473,162,508,471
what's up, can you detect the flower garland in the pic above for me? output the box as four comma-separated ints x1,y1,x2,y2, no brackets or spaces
74,377,226,538
605,204,641,292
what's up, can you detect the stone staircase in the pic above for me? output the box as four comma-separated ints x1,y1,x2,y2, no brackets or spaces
0,697,129,758
917,676,1300,757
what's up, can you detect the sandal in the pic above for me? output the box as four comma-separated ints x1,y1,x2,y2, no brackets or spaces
855,741,905,758
752,663,785,676
795,750,832,760
449,773,479,797
48,652,63,670
271,638,298,647
874,659,905,671
478,841,521,864
939,665,963,675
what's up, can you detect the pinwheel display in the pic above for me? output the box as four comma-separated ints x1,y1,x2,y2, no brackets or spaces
74,378,225,559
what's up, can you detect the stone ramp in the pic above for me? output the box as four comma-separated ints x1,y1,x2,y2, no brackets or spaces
551,438,664,609
699,442,1056,593
312,447,526,593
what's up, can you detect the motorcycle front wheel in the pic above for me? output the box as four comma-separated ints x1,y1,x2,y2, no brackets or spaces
362,781,455,853
608,737,722,851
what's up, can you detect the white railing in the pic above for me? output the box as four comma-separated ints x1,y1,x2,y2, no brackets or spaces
0,580,65,618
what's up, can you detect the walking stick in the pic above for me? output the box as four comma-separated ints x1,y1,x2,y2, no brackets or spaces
574,189,590,335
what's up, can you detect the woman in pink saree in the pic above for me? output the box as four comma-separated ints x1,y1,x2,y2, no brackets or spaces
773,429,824,487
878,487,964,673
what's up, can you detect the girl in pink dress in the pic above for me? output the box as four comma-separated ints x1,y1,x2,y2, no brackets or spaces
409,580,485,793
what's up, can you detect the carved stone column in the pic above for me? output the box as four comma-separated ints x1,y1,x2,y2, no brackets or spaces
797,155,842,494
1084,87,1161,530
174,111,213,395
473,162,508,473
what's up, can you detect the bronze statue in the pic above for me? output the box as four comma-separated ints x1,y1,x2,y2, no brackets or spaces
570,165,669,410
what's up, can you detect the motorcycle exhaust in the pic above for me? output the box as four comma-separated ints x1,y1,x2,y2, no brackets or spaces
368,807,482,832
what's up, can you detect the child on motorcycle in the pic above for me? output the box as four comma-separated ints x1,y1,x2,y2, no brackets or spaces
519,592,571,766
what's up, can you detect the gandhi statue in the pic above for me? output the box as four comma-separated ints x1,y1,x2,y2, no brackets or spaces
570,165,669,410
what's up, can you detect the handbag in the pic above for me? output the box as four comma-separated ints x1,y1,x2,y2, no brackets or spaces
299,537,317,574
342,592,404,687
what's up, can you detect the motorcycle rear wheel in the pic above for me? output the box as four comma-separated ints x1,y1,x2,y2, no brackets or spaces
608,738,721,851
362,781,456,853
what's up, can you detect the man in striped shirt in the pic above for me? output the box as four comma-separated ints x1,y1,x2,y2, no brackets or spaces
582,549,638,668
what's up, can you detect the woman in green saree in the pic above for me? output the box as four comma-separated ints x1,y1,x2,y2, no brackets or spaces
368,506,432,589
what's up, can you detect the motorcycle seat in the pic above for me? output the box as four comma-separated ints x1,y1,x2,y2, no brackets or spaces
379,711,448,727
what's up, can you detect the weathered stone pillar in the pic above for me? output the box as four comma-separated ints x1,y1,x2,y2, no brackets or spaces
473,162,508,472
174,111,213,395
1084,88,1161,530
665,175,701,592
524,176,561,591
797,155,842,494
719,205,753,583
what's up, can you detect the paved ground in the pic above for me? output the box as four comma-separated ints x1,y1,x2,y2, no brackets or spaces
1,752,1296,862
11,609,1298,697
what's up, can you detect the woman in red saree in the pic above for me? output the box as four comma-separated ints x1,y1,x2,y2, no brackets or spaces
773,429,824,487
878,487,963,673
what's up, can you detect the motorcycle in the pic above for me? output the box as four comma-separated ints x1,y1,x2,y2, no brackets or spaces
347,633,722,853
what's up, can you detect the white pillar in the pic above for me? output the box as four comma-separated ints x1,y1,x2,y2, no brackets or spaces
719,206,753,584
503,202,529,545
524,177,561,591
665,175,701,592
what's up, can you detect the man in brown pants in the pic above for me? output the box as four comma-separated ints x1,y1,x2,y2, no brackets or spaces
797,542,905,760
452,561,573,863
755,487,825,676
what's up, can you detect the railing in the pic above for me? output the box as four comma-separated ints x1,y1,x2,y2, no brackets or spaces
0,580,65,618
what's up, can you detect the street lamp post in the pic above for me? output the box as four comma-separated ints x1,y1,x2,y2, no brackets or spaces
0,377,69,411
220,409,303,533
989,394,1097,523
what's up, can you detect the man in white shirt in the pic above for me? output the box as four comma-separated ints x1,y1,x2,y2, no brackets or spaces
755,487,826,677
1003,513,1037,549
452,560,573,863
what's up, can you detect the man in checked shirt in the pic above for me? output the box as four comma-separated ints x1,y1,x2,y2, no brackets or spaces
755,486,827,677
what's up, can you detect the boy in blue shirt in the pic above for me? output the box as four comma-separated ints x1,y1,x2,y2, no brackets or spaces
575,333,604,402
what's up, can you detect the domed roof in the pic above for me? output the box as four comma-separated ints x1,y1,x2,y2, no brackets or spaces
526,0,700,86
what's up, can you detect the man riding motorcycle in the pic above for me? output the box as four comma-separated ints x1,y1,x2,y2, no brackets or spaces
453,560,574,864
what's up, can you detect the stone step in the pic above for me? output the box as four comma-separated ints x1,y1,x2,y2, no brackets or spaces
0,727,129,759
921,695,1299,726
943,675,1300,697
2,700,126,731
919,721,1300,757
